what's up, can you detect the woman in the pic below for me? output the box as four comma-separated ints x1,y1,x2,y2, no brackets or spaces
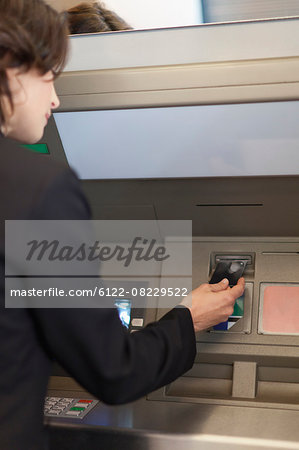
0,1,244,449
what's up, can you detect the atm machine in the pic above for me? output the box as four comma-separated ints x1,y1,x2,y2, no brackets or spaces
37,17,299,450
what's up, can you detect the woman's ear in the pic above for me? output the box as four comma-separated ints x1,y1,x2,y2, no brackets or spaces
0,90,11,136
4,67,26,110
0,68,21,135
5,67,22,90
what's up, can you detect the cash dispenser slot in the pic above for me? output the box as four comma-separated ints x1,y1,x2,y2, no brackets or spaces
164,362,299,408
165,362,258,401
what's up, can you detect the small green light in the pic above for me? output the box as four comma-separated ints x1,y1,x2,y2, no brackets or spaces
22,143,50,154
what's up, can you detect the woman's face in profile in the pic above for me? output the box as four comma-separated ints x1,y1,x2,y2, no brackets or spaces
2,68,60,144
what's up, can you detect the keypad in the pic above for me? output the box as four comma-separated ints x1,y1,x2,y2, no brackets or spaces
44,397,98,419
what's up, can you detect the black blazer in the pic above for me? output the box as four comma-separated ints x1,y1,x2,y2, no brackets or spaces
0,136,196,450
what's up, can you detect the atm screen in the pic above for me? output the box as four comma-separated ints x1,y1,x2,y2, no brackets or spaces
115,299,131,329
54,101,299,179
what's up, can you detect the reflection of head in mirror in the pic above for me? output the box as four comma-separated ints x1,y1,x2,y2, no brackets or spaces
66,1,133,34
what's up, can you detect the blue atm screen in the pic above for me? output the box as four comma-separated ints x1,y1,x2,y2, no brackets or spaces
115,299,131,329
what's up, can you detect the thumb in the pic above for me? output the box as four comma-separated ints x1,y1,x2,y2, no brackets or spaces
209,278,229,292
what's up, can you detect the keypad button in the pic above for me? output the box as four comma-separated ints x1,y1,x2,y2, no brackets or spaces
66,410,81,416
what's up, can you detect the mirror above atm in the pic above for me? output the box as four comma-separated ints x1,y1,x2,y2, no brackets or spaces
46,0,299,32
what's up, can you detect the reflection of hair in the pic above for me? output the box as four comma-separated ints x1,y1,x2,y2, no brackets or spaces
0,0,69,126
66,1,132,34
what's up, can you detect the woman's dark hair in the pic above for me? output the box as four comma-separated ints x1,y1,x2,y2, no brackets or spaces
0,0,69,125
66,1,132,34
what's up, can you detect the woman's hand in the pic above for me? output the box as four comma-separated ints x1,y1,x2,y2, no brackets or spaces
182,278,245,332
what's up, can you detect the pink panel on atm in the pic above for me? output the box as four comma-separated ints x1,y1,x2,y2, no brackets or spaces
262,286,299,333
